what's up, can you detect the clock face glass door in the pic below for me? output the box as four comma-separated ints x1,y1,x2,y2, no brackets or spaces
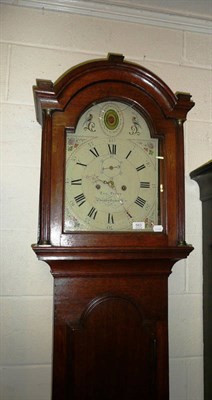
64,101,162,232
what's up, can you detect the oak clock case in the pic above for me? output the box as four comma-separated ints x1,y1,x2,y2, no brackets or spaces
32,54,194,400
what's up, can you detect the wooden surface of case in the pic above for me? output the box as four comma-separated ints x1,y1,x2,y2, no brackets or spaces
32,54,194,399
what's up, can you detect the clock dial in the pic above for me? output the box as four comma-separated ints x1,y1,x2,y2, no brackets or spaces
64,101,160,232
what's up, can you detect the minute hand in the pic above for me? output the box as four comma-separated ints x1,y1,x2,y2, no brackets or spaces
108,180,133,219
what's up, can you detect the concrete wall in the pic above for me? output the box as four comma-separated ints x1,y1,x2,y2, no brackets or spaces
1,4,211,399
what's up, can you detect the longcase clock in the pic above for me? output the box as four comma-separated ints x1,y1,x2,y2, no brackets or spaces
32,53,194,400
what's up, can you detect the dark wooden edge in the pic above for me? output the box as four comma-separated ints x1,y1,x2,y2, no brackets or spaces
33,54,194,125
32,244,193,262
190,160,212,179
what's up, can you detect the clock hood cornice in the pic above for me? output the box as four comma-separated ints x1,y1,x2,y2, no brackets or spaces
33,54,194,125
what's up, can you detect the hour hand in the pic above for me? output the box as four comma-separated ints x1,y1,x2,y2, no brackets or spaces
93,177,115,187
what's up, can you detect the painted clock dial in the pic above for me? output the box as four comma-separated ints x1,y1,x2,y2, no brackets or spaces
64,101,160,232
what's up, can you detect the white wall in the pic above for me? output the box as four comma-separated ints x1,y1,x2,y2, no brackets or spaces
0,4,211,400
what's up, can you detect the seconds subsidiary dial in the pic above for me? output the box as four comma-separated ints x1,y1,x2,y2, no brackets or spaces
64,101,160,232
